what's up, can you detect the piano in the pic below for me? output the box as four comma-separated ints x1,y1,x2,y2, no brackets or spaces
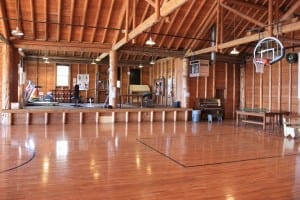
195,98,223,120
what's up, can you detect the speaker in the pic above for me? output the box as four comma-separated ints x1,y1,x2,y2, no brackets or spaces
286,53,298,63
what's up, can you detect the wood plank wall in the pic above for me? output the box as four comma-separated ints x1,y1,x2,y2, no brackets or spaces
2,42,299,119
243,50,299,115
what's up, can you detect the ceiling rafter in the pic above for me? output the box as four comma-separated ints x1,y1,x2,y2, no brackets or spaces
57,0,62,41
120,46,185,57
44,0,47,40
137,2,151,46
114,0,189,50
12,40,112,53
188,1,218,50
186,20,300,57
157,8,180,48
68,0,75,42
280,0,300,22
79,0,89,42
90,0,102,42
102,0,115,43
0,0,9,39
175,0,207,49
30,0,36,39
166,0,196,49
220,2,265,28
113,2,127,44
224,0,267,11
144,0,155,7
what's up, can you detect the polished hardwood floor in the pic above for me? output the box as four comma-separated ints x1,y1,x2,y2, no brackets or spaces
0,120,300,200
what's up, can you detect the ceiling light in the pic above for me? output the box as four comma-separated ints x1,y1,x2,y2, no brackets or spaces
150,57,155,65
44,59,50,64
230,47,240,55
95,57,101,62
146,36,156,46
12,0,24,37
11,26,24,37
91,59,96,65
138,63,144,68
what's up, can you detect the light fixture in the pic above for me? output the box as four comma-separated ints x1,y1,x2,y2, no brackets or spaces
145,28,156,46
11,26,24,36
230,47,240,55
91,59,96,65
44,58,50,64
230,15,239,55
150,56,155,65
95,57,101,62
11,0,24,37
146,36,156,46
138,63,144,68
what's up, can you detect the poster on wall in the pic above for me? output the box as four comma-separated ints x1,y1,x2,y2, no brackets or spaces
155,78,164,96
77,74,89,90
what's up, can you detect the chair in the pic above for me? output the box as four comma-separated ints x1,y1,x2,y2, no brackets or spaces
282,116,300,138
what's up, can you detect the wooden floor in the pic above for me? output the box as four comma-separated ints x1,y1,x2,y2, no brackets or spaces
0,120,300,199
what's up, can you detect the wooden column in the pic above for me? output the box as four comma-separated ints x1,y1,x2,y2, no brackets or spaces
2,43,12,110
95,64,99,103
182,58,189,108
109,50,117,108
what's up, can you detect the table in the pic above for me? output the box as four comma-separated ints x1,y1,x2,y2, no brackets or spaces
236,109,289,130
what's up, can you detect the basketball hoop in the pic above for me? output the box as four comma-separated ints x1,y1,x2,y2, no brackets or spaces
253,58,269,73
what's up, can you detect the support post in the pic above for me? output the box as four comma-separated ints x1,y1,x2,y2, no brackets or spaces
109,50,117,108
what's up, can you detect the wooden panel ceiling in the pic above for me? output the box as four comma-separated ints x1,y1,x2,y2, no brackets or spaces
1,0,300,65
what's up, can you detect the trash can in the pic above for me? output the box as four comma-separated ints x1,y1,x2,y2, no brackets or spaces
192,110,201,122
208,114,213,123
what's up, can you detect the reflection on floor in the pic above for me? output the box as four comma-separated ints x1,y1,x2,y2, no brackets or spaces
0,121,300,199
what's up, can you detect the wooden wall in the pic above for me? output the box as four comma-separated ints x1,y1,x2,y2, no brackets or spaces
24,61,108,103
243,49,300,114
187,61,240,119
2,43,300,119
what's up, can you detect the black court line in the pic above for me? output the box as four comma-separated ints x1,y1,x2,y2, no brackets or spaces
0,144,36,174
136,135,300,168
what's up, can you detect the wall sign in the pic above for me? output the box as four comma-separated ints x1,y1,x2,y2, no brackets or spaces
77,74,89,90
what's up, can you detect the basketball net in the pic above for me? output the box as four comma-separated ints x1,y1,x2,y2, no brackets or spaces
253,58,269,73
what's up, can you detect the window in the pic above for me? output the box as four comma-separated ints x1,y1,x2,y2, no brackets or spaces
56,65,70,87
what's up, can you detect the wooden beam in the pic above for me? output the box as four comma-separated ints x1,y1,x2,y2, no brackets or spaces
44,0,48,40
220,2,265,27
144,0,155,7
268,0,272,36
12,40,112,53
186,20,300,56
120,46,185,57
166,0,196,49
113,0,189,50
79,0,89,42
280,0,300,22
30,0,36,39
125,0,129,42
224,0,267,11
57,0,62,41
68,0,75,41
90,0,102,42
0,0,9,39
102,0,115,43
175,0,207,49
98,0,188,60
155,0,160,21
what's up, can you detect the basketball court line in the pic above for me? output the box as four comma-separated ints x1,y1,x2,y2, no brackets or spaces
137,134,300,168
0,144,35,174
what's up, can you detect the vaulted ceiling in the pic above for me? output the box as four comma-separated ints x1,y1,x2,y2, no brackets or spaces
1,0,300,66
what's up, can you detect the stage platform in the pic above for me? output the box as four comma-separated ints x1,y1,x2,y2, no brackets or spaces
1,103,192,125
